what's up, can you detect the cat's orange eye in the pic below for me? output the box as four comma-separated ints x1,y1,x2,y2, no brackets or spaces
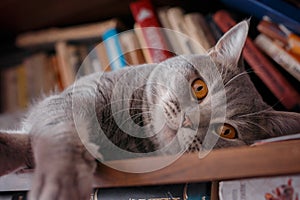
191,79,208,100
218,124,237,139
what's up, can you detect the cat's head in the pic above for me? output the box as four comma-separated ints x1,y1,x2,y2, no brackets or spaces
146,20,300,152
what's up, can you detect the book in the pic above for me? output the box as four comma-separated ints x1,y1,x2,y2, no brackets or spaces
257,18,300,56
48,54,64,91
278,24,300,56
219,175,300,200
94,42,112,72
67,44,82,77
119,30,146,66
184,13,216,48
157,7,183,54
255,34,300,81
16,64,28,109
184,13,212,52
166,7,197,55
220,0,300,35
43,55,58,94
92,183,211,200
23,53,49,100
213,10,300,110
86,43,105,74
133,23,153,63
102,28,127,71
1,67,19,113
257,18,288,46
206,14,223,41
11,192,27,200
0,183,211,200
130,0,174,63
55,41,76,88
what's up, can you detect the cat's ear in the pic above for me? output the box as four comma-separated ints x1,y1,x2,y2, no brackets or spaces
209,20,249,67
263,111,300,137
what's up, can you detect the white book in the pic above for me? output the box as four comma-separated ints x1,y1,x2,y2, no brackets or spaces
219,175,300,200
255,34,300,81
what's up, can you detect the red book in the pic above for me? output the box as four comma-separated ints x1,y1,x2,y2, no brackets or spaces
130,0,173,63
213,10,300,110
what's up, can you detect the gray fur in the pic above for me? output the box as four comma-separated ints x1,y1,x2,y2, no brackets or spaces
0,21,299,200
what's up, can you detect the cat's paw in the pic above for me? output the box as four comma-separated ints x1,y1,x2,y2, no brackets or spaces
28,151,97,200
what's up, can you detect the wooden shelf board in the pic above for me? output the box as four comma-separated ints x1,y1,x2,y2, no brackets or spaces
1,140,299,191
94,139,300,188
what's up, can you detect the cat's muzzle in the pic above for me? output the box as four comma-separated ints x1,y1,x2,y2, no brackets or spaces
181,112,198,131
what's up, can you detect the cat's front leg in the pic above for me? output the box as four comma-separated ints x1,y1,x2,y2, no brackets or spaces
26,93,99,200
28,122,97,200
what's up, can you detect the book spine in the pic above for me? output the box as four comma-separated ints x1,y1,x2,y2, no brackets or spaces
130,0,173,63
184,13,212,52
206,14,223,41
55,42,76,88
134,23,153,64
102,28,127,71
1,67,19,113
288,32,300,55
157,7,179,53
94,42,112,72
255,34,300,81
92,183,211,200
166,7,196,55
219,175,300,200
257,19,288,45
87,44,104,73
213,10,300,110
16,64,28,109
219,0,300,35
43,55,57,95
257,18,300,56
23,56,36,100
49,54,64,91
119,30,146,65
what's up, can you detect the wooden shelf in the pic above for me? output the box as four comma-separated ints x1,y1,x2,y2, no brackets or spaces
1,140,299,191
94,140,300,188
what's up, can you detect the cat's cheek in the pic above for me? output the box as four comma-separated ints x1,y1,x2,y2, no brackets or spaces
154,124,177,148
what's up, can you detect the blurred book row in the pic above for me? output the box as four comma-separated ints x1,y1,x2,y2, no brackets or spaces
1,0,300,113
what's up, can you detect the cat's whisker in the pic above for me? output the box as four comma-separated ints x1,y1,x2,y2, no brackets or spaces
240,119,270,135
224,71,252,87
237,107,273,118
102,105,151,124
116,111,152,129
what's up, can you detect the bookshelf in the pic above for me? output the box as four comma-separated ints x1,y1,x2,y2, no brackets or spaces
0,0,300,199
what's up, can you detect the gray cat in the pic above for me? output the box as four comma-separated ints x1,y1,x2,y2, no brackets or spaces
0,20,300,200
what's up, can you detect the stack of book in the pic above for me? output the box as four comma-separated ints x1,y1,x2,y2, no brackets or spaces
1,0,300,114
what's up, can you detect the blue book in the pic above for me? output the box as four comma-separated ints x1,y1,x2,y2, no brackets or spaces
220,0,300,35
102,28,127,71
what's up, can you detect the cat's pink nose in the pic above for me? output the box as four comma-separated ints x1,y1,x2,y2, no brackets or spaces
181,110,199,130
182,114,193,129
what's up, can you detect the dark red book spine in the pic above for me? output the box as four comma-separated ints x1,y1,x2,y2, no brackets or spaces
213,10,300,110
130,0,173,63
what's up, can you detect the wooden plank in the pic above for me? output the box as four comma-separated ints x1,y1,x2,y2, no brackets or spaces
94,140,300,188
1,140,300,191
15,19,120,47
